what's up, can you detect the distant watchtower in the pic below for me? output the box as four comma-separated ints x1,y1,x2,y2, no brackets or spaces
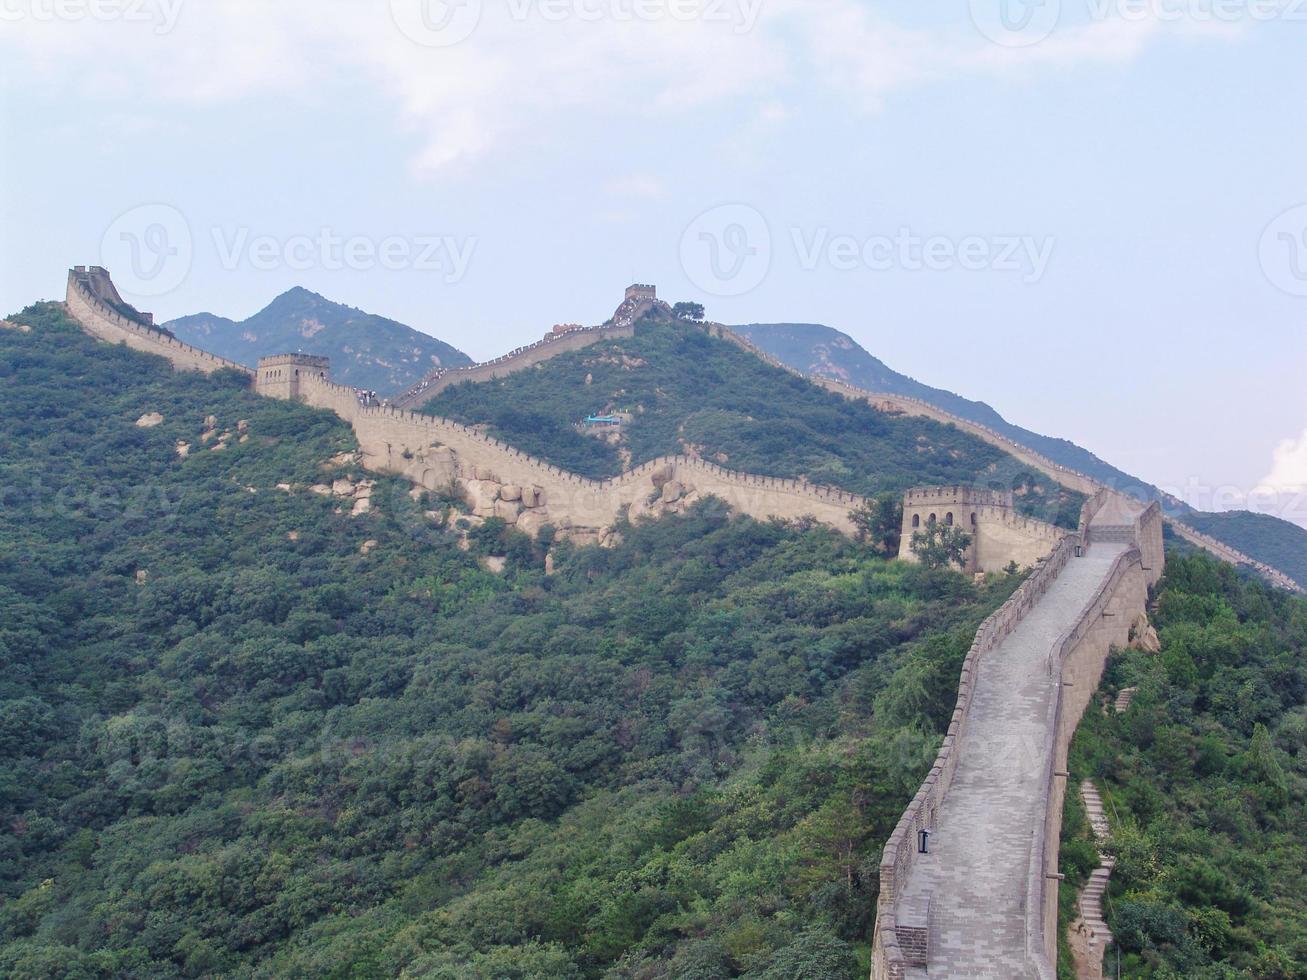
256,353,330,401
899,486,1068,573
625,284,657,303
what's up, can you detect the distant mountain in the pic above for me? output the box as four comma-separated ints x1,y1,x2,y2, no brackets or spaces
733,323,1164,500
734,322,1307,590
165,287,472,394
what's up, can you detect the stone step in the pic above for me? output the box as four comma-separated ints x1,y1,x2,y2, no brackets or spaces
1073,779,1118,976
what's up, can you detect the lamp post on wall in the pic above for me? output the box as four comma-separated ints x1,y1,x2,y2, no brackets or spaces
918,829,931,854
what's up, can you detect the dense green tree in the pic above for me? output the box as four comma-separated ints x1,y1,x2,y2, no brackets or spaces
423,319,1085,528
909,521,972,570
1061,553,1307,978
850,492,903,555
0,304,1030,977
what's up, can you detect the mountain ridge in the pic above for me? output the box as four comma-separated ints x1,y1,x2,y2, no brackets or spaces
733,321,1307,590
732,322,1163,501
164,286,472,394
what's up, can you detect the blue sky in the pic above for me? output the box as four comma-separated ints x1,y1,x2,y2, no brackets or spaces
2,0,1306,524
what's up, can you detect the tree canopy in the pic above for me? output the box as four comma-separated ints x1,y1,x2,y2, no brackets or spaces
0,304,1025,978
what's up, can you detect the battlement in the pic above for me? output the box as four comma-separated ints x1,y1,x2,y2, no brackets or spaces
257,353,331,371
70,265,154,326
58,266,1302,593
393,320,636,410
256,353,332,401
902,486,1014,509
898,485,1062,573
65,267,251,377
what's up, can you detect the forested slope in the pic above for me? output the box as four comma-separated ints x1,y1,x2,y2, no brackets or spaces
0,305,1021,978
736,322,1307,591
1061,554,1307,978
422,319,1086,528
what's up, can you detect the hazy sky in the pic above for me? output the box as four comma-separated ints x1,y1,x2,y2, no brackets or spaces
2,0,1305,525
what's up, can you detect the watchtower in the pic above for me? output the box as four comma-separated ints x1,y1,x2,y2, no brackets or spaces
625,284,657,303
255,353,331,401
899,487,1017,573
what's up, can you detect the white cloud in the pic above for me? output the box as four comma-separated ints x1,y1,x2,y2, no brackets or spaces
1260,427,1307,493
0,0,1260,175
1247,426,1307,530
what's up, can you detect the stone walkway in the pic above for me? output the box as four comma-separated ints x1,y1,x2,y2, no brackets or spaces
900,542,1128,979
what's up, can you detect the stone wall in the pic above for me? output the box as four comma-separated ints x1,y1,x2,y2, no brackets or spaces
873,531,1080,980
62,265,1297,589
1028,544,1151,971
392,322,636,410
1166,519,1300,592
65,268,253,377
286,372,866,541
897,486,1067,573
871,495,1164,980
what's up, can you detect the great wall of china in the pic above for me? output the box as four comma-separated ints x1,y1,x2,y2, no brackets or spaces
390,285,657,410
55,267,1296,978
66,266,254,377
872,492,1163,979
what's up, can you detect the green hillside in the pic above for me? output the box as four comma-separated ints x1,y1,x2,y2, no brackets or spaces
1060,554,1307,976
165,287,472,395
736,323,1307,591
421,318,1086,528
734,322,1156,498
1180,510,1307,597
0,304,1022,978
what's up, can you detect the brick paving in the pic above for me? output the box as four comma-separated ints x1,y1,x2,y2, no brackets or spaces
900,542,1129,979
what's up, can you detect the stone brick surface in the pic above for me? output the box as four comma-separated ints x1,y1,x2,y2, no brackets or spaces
898,544,1128,980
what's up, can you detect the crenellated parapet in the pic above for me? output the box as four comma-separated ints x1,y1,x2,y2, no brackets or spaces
392,321,637,410
60,267,1301,591
256,362,870,539
65,267,252,377
701,320,1302,593
871,493,1162,979
898,485,1067,573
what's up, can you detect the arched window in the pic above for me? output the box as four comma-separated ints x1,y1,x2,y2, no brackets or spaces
928,513,937,525
945,512,954,526
971,512,977,526
912,514,921,528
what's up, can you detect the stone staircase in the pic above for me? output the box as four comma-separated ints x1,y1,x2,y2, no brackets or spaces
1074,781,1116,979
1113,687,1137,713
